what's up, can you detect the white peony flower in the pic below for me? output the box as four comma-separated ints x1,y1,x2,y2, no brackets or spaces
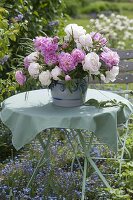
39,70,52,86
64,24,86,41
82,52,101,75
101,66,119,83
51,66,62,80
28,52,39,62
77,34,93,50
28,62,41,78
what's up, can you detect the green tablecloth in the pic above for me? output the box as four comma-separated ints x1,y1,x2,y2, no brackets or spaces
0,89,133,152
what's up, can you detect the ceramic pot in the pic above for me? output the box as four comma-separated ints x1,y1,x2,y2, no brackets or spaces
51,77,88,107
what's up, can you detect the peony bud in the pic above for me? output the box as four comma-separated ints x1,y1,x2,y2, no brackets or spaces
65,75,71,81
15,71,26,85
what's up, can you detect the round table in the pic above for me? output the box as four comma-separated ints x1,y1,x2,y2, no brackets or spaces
0,89,133,193
1,89,132,152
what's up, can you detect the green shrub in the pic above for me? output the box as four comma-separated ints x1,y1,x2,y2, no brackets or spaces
0,6,26,101
1,0,65,37
0,0,66,102
80,1,133,15
64,0,88,17
63,0,81,17
81,1,120,14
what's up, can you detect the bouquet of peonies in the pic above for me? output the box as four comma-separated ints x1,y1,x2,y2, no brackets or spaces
15,24,120,88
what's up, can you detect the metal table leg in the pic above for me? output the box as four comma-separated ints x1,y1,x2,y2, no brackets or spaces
77,130,111,189
27,133,51,188
66,129,112,200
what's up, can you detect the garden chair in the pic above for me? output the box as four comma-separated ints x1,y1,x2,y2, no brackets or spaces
89,49,133,174
111,49,133,99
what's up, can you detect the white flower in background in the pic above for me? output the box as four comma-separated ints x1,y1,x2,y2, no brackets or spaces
105,18,111,23
28,62,41,78
64,24,86,41
77,34,93,50
51,66,62,80
39,70,51,86
90,19,94,23
99,14,105,19
101,66,119,83
91,13,133,49
28,52,39,62
124,31,133,40
82,52,101,75
111,13,115,18
128,26,133,31
103,26,110,33
117,25,124,31
117,41,125,50
110,31,117,39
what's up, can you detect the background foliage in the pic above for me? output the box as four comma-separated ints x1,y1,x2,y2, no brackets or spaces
0,0,65,102
64,0,133,19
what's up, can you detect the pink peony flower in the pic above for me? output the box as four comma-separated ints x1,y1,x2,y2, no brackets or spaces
15,71,26,85
100,49,120,69
90,32,107,46
71,49,85,65
44,53,58,66
24,56,30,68
100,37,107,46
41,37,58,55
65,75,71,81
90,32,101,41
33,36,44,51
58,52,75,72
102,47,111,52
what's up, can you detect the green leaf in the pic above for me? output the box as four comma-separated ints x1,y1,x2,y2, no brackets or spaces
84,99,100,108
0,7,9,15
33,11,39,17
84,99,127,108
9,34,16,41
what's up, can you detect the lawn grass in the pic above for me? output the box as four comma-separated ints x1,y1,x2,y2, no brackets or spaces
65,18,90,30
121,10,133,19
